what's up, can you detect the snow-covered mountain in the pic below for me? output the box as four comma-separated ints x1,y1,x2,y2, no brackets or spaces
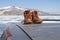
0,6,28,15
0,6,60,16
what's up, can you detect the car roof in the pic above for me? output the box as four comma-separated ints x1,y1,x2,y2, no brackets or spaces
1,23,31,40
17,22,60,40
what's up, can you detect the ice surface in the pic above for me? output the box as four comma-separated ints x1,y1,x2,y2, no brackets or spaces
0,16,60,24
39,16,60,19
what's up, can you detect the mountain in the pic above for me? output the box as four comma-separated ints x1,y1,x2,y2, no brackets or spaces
0,6,28,15
38,11,60,16
0,6,60,16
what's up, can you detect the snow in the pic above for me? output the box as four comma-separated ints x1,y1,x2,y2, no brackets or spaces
0,6,26,11
0,6,26,14
43,21,60,23
0,16,23,24
39,16,60,19
0,16,60,24
16,7,28,11
0,6,11,9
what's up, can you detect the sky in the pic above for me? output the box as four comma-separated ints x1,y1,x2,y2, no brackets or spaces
0,0,60,14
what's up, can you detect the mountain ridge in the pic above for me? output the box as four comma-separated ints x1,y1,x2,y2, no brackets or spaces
0,6,60,16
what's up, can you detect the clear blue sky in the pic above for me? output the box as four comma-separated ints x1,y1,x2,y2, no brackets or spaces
0,0,60,14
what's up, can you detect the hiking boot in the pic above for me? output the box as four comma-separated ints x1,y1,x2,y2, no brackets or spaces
32,11,42,24
24,10,33,24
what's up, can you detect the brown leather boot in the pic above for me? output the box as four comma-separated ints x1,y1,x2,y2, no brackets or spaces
24,10,33,24
32,11,42,24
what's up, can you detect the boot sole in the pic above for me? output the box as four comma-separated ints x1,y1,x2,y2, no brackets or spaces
24,21,42,24
24,22,42,24
24,22,33,24
33,21,42,24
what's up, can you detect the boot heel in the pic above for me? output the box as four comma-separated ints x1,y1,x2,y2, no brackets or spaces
32,11,43,24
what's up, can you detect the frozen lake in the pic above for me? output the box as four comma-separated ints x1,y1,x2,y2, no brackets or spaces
0,16,23,23
0,16,60,23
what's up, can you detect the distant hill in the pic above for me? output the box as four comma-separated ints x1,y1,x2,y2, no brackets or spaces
0,6,60,16
38,11,60,16
0,6,27,15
